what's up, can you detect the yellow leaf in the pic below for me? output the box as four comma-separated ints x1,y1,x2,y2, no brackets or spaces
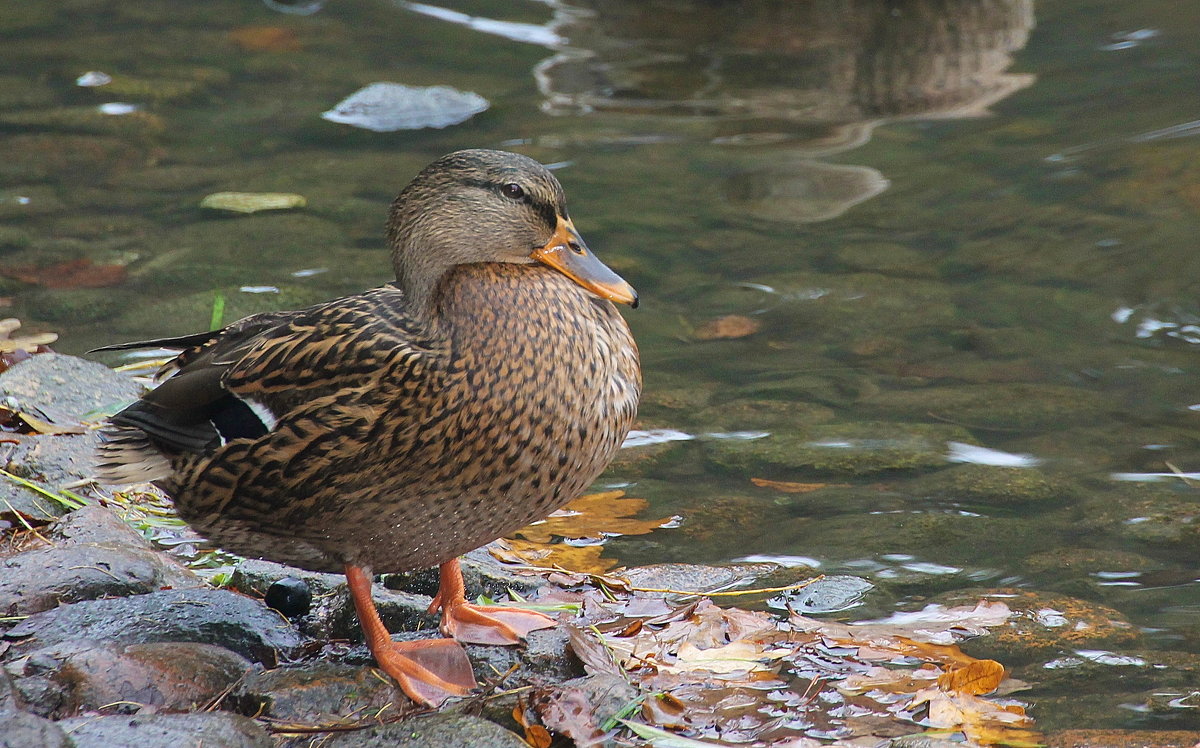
938,659,1005,695
513,491,670,544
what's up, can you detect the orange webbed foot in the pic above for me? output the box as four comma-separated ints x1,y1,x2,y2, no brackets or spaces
371,637,477,707
345,564,477,707
430,558,557,645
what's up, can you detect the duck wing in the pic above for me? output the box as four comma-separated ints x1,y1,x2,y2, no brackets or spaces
98,286,440,482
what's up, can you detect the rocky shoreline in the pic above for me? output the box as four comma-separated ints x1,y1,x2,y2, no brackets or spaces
5,352,1200,748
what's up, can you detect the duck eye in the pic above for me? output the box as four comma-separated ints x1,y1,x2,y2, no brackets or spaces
501,183,525,200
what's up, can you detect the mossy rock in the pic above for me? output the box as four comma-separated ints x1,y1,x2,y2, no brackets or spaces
862,382,1109,430
704,421,975,477
903,463,1078,507
939,588,1141,665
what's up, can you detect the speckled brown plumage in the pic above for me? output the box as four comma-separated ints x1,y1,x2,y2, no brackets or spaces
96,150,640,580
96,150,640,704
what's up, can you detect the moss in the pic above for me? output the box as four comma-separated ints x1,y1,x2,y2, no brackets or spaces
904,464,1077,507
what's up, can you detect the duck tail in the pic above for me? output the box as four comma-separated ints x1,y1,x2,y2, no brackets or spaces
95,425,174,484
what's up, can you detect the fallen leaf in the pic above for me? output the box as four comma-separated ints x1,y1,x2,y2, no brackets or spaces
3,258,126,288
515,491,670,544
534,685,608,748
523,724,551,748
228,25,301,52
621,720,738,747
693,314,761,340
492,538,617,574
938,659,1005,695
750,478,829,493
661,640,786,675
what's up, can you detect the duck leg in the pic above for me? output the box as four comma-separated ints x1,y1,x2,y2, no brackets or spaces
344,564,476,707
428,558,557,645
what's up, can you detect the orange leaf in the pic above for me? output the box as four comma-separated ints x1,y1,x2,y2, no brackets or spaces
750,477,829,493
513,491,670,544
228,26,301,52
694,314,761,340
492,538,618,574
524,724,552,748
938,659,1005,695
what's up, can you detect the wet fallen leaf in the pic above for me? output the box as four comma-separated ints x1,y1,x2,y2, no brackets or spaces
750,478,829,493
516,491,671,544
228,25,301,52
491,538,617,574
938,658,1005,695
534,685,608,748
2,258,126,288
693,314,761,340
661,640,787,675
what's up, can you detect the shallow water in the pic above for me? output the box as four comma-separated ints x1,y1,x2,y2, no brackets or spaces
5,0,1200,735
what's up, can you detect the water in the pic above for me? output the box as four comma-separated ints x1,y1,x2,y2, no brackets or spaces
5,0,1200,735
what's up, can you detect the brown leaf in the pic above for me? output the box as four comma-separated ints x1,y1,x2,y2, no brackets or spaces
228,26,301,52
750,478,829,493
534,686,607,748
523,724,551,748
694,314,761,340
938,659,1005,695
492,538,618,574
3,258,126,289
565,624,623,677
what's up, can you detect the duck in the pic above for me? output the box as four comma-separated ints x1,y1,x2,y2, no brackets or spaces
94,149,641,707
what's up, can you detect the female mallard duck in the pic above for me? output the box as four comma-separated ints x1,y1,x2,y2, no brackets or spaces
95,149,641,707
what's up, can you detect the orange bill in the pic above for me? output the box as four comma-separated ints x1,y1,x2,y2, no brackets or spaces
531,217,638,307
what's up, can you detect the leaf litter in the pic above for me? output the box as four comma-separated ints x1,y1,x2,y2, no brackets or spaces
483,492,1036,746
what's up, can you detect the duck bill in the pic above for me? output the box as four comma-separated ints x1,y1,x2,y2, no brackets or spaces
531,217,638,307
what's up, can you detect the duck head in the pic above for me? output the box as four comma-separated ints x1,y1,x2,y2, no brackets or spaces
386,149,637,316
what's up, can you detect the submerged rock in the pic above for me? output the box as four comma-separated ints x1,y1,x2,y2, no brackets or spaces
705,421,974,477
321,83,488,132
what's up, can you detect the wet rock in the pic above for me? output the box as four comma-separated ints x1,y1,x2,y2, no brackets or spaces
622,563,777,599
691,398,836,431
1045,730,1200,748
321,712,526,747
935,588,1140,665
902,464,1076,506
0,711,73,748
0,666,19,712
48,506,145,547
0,352,142,425
264,578,312,618
8,642,253,718
0,107,166,140
228,558,436,641
1016,648,1200,698
321,83,488,132
862,383,1109,431
0,433,100,522
0,541,202,617
0,135,144,183
461,625,582,691
773,574,874,615
4,588,305,667
705,422,974,477
1021,547,1164,577
234,662,397,723
56,712,270,748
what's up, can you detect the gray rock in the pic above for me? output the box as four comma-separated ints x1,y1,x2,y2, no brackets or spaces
7,642,253,719
48,505,156,547
0,433,100,521
235,662,399,723
56,712,269,748
323,712,526,747
622,563,775,598
0,711,73,748
0,542,202,618
773,575,875,615
3,588,304,666
0,352,141,425
0,666,19,713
